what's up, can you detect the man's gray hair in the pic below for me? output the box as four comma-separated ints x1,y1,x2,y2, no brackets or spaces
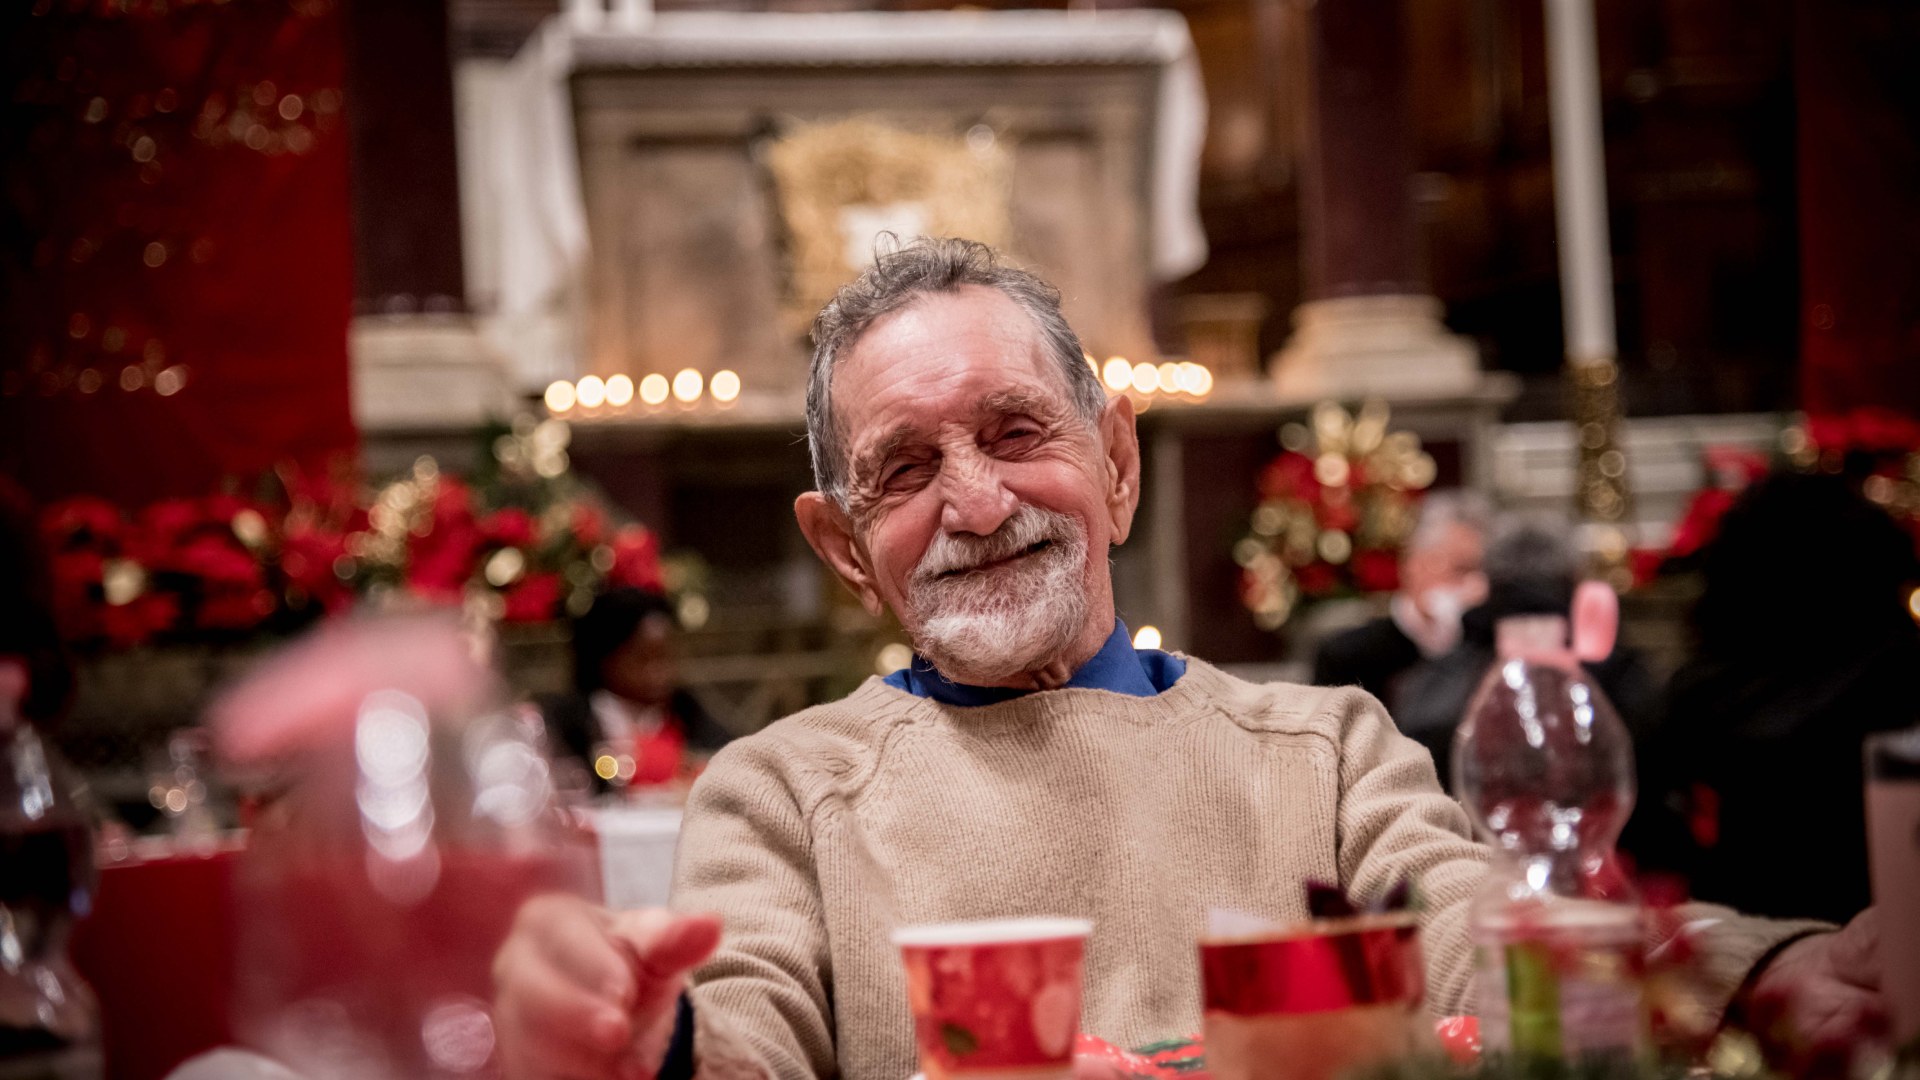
805,236,1108,506
1407,489,1495,554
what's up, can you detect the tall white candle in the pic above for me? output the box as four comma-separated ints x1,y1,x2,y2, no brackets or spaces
565,0,603,32
609,0,651,33
1543,0,1616,363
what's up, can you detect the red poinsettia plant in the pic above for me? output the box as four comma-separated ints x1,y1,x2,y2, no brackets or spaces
36,417,667,650
1236,402,1436,630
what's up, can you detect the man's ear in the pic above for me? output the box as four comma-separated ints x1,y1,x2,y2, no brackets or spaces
1098,393,1142,544
794,491,886,617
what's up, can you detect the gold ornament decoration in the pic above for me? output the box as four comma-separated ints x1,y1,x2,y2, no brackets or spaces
1569,357,1633,526
766,117,1014,339
1237,400,1435,630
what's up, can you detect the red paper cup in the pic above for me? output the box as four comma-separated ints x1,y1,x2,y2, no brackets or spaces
1199,913,1426,1080
894,917,1093,1080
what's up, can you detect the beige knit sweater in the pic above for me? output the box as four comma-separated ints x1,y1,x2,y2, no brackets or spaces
669,659,1823,1080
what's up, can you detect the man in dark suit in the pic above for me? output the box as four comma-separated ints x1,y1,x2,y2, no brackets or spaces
1312,490,1490,705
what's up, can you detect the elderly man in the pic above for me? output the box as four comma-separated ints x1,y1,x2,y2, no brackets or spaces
494,239,1881,1080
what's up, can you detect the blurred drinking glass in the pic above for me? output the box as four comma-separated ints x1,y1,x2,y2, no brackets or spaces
1867,726,1920,1052
216,617,598,1080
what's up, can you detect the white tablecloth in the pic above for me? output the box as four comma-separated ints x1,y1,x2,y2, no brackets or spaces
592,804,684,910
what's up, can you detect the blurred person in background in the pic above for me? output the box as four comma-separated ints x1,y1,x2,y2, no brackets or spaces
540,586,733,793
1312,490,1491,707
1390,514,1659,792
1626,471,1920,923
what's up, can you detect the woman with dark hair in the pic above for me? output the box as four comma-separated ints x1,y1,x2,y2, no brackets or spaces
1629,470,1920,922
541,587,733,794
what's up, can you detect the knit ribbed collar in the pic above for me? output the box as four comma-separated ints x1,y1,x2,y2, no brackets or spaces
853,653,1237,735
882,620,1187,706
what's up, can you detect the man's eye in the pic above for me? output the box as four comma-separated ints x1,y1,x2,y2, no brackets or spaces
996,427,1041,448
884,461,932,489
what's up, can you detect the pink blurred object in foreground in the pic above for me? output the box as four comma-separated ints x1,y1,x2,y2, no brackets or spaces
210,612,493,766
1570,579,1619,664
211,613,596,1080
1433,1016,1481,1064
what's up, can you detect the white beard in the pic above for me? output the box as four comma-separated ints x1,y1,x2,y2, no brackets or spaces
907,505,1090,685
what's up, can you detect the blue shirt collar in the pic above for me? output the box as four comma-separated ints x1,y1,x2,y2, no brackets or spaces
882,620,1186,707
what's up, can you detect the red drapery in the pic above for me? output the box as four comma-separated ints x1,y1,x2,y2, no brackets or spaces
0,0,356,506
1795,0,1920,431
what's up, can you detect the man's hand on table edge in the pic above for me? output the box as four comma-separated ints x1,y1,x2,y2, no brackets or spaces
1739,906,1886,1049
494,895,722,1080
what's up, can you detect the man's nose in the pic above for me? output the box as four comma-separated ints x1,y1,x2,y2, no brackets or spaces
938,454,1018,537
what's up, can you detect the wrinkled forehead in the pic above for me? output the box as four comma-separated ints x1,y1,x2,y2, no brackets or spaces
834,291,1076,445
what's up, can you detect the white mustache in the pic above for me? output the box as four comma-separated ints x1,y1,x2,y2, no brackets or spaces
912,506,1077,582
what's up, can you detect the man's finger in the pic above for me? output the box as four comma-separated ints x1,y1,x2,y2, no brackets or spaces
642,913,725,978
608,910,724,983
600,913,723,1079
524,900,640,1005
1829,908,1881,987
519,956,636,1052
1791,988,1881,1048
496,956,635,1078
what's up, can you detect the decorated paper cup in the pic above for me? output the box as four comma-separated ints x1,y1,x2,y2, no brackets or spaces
893,917,1093,1080
1200,912,1427,1080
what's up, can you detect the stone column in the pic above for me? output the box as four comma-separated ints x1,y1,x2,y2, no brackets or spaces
344,0,511,432
1270,0,1479,401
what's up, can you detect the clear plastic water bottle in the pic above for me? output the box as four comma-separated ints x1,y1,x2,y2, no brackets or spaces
1453,613,1646,1059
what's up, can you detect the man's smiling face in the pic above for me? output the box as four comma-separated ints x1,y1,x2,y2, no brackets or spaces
794,286,1140,687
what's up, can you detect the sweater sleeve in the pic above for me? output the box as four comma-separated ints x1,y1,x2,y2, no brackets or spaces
1655,903,1834,1024
671,741,837,1080
1324,687,1490,1016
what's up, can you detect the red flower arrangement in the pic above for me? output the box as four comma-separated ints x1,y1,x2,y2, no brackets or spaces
35,417,667,650
1236,402,1436,630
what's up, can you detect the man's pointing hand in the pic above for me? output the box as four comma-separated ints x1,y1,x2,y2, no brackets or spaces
495,895,722,1080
